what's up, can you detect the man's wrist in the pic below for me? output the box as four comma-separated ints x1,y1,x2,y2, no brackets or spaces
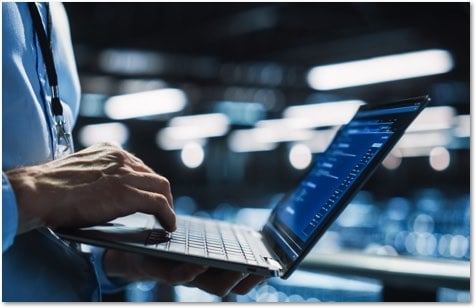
5,166,46,234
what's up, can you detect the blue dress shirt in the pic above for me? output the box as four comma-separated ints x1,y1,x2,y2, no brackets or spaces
2,2,123,301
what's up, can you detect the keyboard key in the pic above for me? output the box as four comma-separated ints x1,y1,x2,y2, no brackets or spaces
168,243,186,253
206,243,223,248
189,240,204,245
189,236,203,241
188,247,206,257
226,248,244,256
189,243,204,249
224,243,241,249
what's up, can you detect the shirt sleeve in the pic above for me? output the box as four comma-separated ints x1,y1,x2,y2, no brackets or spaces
89,246,129,294
3,173,19,253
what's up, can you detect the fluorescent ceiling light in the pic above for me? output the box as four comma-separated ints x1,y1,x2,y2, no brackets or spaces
156,133,206,151
104,88,187,120
394,147,432,158
307,49,454,90
228,129,278,153
254,126,314,143
256,118,308,130
407,106,456,132
429,147,451,171
156,113,229,150
118,79,167,94
394,146,450,158
382,152,402,170
298,128,339,153
396,131,451,149
181,142,205,169
169,113,229,131
228,124,316,153
283,100,365,128
165,113,229,140
289,144,313,170
78,122,129,147
99,49,165,75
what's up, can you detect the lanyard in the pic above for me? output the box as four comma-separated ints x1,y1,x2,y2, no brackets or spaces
28,3,72,158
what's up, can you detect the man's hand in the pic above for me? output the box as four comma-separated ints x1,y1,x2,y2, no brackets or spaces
103,249,266,297
6,141,267,296
6,142,176,234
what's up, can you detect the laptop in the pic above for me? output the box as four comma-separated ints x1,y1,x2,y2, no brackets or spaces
58,96,430,279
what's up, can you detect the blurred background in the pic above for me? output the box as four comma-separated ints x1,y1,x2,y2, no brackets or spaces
63,2,470,302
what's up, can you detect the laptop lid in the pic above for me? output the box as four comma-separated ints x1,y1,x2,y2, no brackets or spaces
262,96,430,279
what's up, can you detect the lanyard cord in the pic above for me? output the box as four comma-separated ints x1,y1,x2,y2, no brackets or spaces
28,2,63,117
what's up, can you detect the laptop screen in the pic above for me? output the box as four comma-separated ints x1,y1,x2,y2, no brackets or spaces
263,96,429,278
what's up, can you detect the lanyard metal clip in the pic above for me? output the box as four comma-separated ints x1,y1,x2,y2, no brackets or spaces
54,115,73,158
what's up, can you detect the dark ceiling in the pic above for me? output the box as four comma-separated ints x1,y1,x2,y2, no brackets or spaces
65,3,469,63
64,2,470,110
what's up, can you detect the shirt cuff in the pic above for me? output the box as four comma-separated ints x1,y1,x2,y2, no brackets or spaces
3,173,19,253
89,246,129,294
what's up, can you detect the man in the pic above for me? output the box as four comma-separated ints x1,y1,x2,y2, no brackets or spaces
3,2,263,301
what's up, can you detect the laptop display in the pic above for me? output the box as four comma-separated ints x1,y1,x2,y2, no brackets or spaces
263,96,429,278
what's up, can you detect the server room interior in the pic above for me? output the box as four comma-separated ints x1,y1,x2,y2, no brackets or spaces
63,3,470,303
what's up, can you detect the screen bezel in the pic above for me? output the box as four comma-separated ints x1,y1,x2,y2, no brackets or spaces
262,96,430,279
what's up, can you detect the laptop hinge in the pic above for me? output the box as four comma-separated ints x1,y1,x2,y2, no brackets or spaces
259,226,299,276
263,256,282,271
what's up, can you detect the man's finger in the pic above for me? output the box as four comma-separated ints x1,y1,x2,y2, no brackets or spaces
230,274,266,295
138,256,208,284
122,185,176,231
122,172,174,209
187,268,248,297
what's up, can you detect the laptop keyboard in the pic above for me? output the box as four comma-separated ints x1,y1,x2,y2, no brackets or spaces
150,216,259,265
